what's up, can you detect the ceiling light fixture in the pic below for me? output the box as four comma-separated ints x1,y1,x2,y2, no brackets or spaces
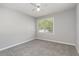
36,3,40,12
31,3,41,12
37,7,40,12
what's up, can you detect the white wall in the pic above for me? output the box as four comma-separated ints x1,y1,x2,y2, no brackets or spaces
36,8,76,45
76,4,79,53
0,7,35,49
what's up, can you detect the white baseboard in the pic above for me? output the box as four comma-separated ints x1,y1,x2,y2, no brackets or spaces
76,47,79,54
0,37,76,52
0,38,34,51
36,37,75,46
75,44,79,54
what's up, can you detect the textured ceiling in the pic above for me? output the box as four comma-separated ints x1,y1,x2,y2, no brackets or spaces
0,3,76,18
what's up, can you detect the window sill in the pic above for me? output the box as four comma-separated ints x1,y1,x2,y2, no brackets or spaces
37,32,55,35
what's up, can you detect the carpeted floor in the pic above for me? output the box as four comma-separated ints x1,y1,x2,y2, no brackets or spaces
0,39,78,56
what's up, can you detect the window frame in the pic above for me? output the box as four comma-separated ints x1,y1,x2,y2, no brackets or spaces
36,17,54,34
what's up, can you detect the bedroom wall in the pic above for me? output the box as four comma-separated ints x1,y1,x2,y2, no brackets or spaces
36,8,76,45
0,7,35,50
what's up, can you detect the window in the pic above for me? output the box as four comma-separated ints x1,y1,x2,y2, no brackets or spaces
37,17,54,33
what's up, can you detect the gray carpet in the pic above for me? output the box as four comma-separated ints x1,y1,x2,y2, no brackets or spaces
0,39,78,56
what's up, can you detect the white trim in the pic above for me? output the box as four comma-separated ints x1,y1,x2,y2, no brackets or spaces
0,38,34,51
36,37,75,46
37,17,54,33
75,43,79,54
76,47,79,54
0,37,76,52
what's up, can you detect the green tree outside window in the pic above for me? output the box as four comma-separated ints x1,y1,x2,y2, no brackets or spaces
38,17,53,32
